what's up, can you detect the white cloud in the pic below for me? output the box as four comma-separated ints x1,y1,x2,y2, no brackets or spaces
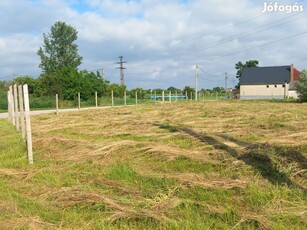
0,0,306,88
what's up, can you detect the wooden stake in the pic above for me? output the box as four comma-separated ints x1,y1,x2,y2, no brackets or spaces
23,84,33,165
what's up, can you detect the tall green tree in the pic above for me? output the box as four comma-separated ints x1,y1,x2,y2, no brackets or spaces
235,60,259,88
37,21,82,73
296,70,307,102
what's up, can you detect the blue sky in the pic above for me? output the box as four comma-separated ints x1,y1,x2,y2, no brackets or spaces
0,0,306,89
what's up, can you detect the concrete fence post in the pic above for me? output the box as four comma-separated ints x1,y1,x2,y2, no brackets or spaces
135,91,138,105
95,91,98,108
190,92,193,102
56,94,59,115
162,90,165,104
185,91,188,101
169,91,172,103
18,85,25,140
23,84,33,165
9,86,15,126
124,91,127,106
175,91,178,102
14,84,19,131
78,92,81,111
111,90,114,107
7,91,12,123
154,91,157,104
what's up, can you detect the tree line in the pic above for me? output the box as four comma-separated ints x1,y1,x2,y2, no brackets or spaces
1,21,306,104
0,21,228,104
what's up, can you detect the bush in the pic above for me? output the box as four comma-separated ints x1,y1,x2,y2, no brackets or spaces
0,91,7,111
29,96,56,109
296,70,307,102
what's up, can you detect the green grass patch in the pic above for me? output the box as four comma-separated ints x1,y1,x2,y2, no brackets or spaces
105,164,178,197
158,156,227,174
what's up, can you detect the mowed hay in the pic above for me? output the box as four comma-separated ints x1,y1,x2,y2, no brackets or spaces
1,100,306,229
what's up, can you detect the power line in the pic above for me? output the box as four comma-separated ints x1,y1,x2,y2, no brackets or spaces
198,66,224,79
171,13,268,46
194,13,305,54
208,29,307,61
167,12,306,57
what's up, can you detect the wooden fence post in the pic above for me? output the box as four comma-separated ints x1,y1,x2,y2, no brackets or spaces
56,94,59,115
111,90,114,107
23,84,33,165
135,91,138,105
78,92,81,110
18,85,26,140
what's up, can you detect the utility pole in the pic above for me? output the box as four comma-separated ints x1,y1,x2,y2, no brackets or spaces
116,56,127,85
195,65,198,101
101,68,105,80
225,72,228,99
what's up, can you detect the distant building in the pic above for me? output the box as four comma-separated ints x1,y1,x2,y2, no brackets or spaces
240,64,301,100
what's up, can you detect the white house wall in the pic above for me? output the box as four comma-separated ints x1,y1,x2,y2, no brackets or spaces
288,90,298,99
240,84,288,99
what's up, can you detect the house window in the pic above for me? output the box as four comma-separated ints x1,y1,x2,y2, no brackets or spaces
266,85,269,88
274,85,277,88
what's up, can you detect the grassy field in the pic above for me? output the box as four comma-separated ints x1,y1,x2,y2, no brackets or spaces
0,100,306,229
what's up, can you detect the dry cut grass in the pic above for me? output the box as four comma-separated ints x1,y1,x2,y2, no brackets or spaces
0,100,306,229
